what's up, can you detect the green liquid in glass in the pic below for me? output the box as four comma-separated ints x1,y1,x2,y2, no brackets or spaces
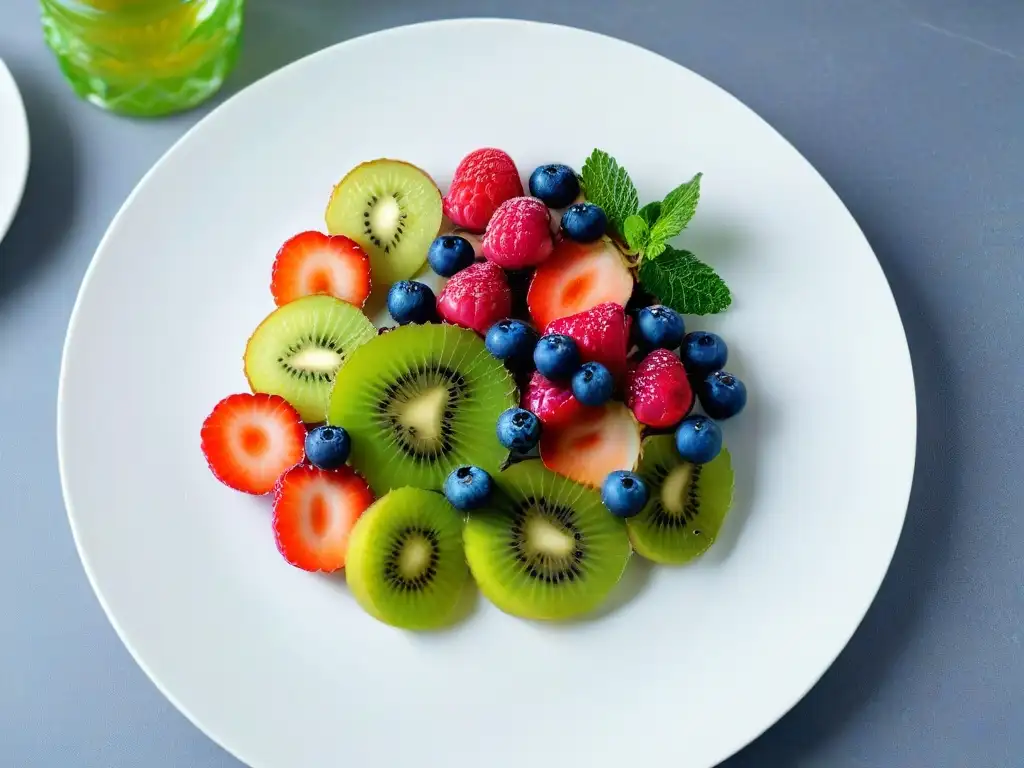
40,0,245,117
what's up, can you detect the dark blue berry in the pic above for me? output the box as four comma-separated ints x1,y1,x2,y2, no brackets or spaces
636,305,685,352
529,164,580,208
674,416,723,464
571,362,614,407
387,280,436,325
560,202,607,243
427,235,476,277
485,319,538,370
304,425,351,470
496,407,542,453
443,465,493,511
681,332,728,376
699,370,747,419
533,333,581,381
601,471,650,518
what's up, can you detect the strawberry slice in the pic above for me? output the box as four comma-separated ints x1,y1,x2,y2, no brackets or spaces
522,371,584,427
201,393,306,495
539,402,642,488
270,231,372,308
544,302,631,382
272,464,375,572
527,237,634,329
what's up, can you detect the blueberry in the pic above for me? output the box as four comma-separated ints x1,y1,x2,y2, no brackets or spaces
560,202,607,243
304,425,351,470
699,370,747,419
601,471,650,518
674,415,723,464
387,280,436,325
427,235,476,277
485,319,538,369
571,362,614,407
529,163,580,208
496,407,542,453
444,465,494,511
636,305,685,352
533,333,581,381
681,332,728,375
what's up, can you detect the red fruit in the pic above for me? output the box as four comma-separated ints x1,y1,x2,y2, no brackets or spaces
544,302,631,381
527,238,634,329
627,349,694,429
201,393,306,495
436,261,512,334
272,464,375,573
539,402,642,488
270,231,371,308
522,371,584,427
443,148,524,232
482,196,554,269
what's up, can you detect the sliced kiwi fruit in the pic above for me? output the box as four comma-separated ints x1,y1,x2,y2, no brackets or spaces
464,461,631,621
327,323,517,494
346,487,470,630
325,159,443,286
244,294,376,423
626,435,734,564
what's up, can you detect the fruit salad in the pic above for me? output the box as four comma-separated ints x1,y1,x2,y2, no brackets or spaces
200,147,748,629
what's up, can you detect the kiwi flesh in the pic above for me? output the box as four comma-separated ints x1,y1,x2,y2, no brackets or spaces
346,487,470,630
244,294,376,423
463,461,631,621
626,435,734,564
325,159,443,286
328,323,517,494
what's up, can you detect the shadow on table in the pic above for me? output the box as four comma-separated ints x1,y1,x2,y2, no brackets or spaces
718,210,959,765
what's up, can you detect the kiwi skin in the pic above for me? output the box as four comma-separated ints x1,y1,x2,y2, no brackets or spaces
626,436,735,565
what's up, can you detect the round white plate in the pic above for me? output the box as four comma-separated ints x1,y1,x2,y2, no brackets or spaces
58,19,916,768
0,58,30,244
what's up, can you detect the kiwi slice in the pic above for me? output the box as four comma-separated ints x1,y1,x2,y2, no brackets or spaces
327,323,517,494
346,487,470,630
464,461,631,621
626,435,735,564
325,159,443,286
244,294,376,423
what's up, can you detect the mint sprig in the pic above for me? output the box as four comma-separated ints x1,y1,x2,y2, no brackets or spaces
581,149,731,315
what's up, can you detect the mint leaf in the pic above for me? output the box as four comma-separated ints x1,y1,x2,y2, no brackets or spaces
637,245,731,315
638,201,661,228
580,149,639,236
649,172,702,246
623,215,650,252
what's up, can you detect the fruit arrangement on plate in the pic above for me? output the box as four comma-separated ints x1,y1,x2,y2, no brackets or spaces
200,147,748,629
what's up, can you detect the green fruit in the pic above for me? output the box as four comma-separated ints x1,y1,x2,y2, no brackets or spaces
626,435,734,564
464,461,631,621
325,159,443,286
244,295,376,422
345,487,470,630
327,323,517,494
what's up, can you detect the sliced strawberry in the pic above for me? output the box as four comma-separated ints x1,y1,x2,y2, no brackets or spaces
527,237,634,329
627,349,694,429
539,402,642,488
522,371,584,427
272,464,375,572
544,302,631,382
270,231,372,308
201,393,306,495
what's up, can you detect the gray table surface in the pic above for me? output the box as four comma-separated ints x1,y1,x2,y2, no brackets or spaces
2,1,1021,766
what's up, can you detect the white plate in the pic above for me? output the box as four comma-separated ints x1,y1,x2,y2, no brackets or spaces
58,19,916,768
0,58,30,244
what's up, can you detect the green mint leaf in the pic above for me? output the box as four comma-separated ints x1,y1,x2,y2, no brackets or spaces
637,245,732,315
623,215,650,252
580,149,639,236
649,172,702,246
638,201,662,228
644,239,667,260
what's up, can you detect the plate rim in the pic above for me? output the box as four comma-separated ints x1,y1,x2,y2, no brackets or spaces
0,57,31,245
56,17,918,768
